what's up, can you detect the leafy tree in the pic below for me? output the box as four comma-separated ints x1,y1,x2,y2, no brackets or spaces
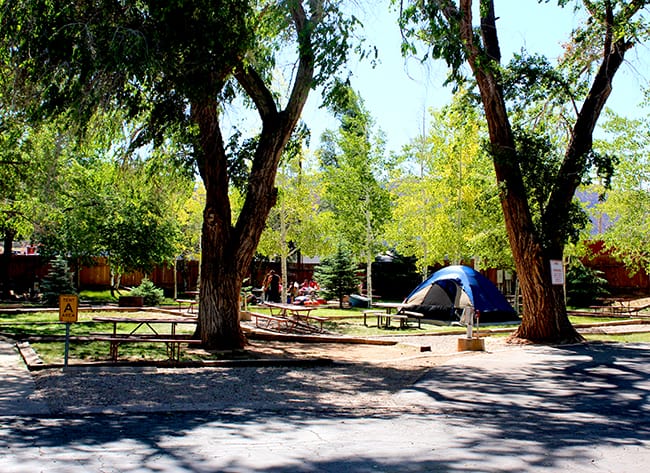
314,246,360,309
255,126,335,302
591,113,650,274
173,182,205,297
0,115,63,296
398,0,648,343
33,114,192,295
386,91,511,277
565,259,609,307
2,1,360,349
319,82,392,302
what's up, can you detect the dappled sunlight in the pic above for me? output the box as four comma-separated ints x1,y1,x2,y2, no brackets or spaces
1,341,649,472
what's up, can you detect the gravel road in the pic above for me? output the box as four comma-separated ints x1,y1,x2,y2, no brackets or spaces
30,334,515,415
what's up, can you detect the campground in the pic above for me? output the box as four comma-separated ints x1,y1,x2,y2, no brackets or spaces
2,301,650,367
2,328,650,472
2,294,650,472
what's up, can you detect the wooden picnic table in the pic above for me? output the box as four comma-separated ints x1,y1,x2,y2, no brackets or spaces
588,299,650,317
364,302,423,328
93,316,197,337
372,302,403,314
264,301,315,317
263,302,327,332
92,316,199,361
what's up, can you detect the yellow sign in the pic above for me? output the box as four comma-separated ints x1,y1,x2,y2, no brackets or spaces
59,295,79,323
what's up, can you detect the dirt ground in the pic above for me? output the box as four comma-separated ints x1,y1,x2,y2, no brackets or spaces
188,334,512,369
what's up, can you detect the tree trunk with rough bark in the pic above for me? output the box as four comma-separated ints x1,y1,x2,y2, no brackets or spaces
455,0,607,343
469,0,635,344
188,2,318,350
1,229,15,298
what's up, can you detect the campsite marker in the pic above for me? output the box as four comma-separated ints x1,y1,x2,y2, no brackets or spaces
59,294,79,368
457,307,485,352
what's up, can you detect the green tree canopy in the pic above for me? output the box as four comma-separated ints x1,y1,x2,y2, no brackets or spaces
2,1,362,349
314,245,360,309
386,90,511,277
33,111,193,292
319,81,392,301
591,112,650,273
397,0,649,343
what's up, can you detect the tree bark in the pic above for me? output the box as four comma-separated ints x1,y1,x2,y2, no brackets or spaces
192,1,316,350
190,96,247,349
456,0,583,343
1,229,15,298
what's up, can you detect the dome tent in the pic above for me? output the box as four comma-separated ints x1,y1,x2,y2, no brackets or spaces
403,265,519,323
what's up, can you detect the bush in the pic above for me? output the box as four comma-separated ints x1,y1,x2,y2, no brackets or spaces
129,278,164,306
315,246,360,309
566,260,609,307
40,256,77,307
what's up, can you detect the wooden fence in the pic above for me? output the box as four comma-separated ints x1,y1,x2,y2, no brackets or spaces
3,244,648,297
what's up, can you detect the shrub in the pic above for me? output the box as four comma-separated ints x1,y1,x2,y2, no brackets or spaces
314,246,360,309
129,278,164,306
566,260,609,307
40,256,77,307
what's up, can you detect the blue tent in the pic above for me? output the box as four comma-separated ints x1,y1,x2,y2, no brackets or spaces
403,265,518,322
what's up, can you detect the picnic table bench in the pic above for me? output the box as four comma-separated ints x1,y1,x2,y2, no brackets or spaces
263,302,328,332
401,310,424,328
586,302,650,317
92,335,202,362
92,316,199,362
249,311,295,332
363,309,423,329
175,299,198,313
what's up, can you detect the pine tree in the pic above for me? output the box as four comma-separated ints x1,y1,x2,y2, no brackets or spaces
314,247,360,309
40,255,76,307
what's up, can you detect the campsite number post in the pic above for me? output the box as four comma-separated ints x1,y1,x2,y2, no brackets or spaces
59,294,79,368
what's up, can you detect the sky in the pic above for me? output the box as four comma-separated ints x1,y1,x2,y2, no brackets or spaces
300,0,650,154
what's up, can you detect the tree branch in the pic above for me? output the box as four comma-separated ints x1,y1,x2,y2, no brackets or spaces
284,0,317,126
480,0,501,62
543,1,637,246
234,66,278,122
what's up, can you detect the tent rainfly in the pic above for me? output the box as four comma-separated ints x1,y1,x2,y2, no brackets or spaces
402,265,519,323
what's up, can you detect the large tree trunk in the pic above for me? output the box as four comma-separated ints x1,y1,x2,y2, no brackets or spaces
459,0,583,343
191,98,249,349
487,122,583,344
191,92,306,349
191,2,317,350
1,229,15,298
196,223,246,350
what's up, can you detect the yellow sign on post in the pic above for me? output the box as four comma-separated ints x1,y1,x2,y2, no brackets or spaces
59,294,79,323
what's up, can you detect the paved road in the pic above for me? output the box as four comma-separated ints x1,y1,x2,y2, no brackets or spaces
1,339,649,472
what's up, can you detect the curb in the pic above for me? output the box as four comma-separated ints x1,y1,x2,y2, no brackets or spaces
14,340,335,371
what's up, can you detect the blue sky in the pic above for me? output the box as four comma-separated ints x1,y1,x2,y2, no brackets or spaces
301,0,649,154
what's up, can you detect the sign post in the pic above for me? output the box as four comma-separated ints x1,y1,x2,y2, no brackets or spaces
59,294,79,368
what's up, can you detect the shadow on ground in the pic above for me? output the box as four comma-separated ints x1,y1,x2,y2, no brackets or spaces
1,342,648,472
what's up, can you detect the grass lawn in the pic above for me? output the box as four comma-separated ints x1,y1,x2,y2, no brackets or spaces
583,333,650,343
0,310,200,363
1,305,649,364
79,289,178,306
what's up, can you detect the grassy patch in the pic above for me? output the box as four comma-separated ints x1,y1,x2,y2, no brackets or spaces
79,289,117,303
30,340,204,364
0,310,199,363
583,333,650,343
79,289,177,306
569,315,630,324
4,306,649,363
